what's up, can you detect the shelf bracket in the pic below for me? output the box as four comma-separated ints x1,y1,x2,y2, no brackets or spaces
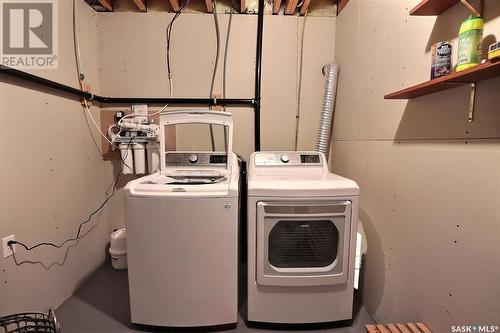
459,0,483,16
468,83,476,122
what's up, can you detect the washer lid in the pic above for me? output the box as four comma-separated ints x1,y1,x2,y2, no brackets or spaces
125,158,239,198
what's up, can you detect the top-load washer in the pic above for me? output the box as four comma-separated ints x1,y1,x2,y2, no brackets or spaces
247,151,359,324
125,110,239,328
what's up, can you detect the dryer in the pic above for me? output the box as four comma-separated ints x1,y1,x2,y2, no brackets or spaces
247,151,359,324
125,111,239,328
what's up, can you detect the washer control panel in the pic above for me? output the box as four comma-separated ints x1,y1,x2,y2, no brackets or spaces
166,153,227,167
254,152,323,166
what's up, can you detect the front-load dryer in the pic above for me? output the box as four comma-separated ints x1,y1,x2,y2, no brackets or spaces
247,151,359,324
125,111,239,328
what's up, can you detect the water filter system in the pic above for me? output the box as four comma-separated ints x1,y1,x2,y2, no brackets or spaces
109,105,161,175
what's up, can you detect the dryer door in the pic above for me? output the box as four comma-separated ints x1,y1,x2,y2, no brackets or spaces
256,201,351,287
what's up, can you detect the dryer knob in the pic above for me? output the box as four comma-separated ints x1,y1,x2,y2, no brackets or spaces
188,154,198,163
280,154,290,163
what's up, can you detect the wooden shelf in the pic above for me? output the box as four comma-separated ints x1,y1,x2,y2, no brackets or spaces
410,0,459,15
385,61,500,99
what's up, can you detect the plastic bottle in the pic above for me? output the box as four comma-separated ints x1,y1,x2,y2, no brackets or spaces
457,16,484,72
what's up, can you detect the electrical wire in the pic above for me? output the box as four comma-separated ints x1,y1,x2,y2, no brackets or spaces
209,0,221,151
294,10,308,151
221,0,234,150
117,0,191,129
7,139,134,253
209,0,221,104
84,101,113,145
222,0,234,112
73,0,84,82
72,0,113,147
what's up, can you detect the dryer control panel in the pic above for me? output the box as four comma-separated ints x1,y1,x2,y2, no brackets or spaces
253,152,324,167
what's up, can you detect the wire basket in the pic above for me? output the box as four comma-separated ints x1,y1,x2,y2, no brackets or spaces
0,309,61,333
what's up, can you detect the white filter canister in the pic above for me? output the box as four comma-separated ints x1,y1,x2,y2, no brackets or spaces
109,228,127,270
133,143,146,175
147,142,160,174
119,143,134,175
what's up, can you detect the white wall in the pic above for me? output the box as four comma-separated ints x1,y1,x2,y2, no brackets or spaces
0,0,121,314
97,12,336,158
332,0,500,331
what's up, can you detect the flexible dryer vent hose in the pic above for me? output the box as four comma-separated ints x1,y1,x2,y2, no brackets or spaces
316,63,339,158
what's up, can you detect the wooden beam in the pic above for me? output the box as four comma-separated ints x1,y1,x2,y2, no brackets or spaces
416,323,433,333
168,0,180,11
132,0,146,11
284,0,298,14
241,0,247,12
337,0,350,14
386,324,401,333
396,324,412,333
205,0,213,12
97,0,113,11
365,325,380,333
299,0,310,15
273,0,282,14
407,324,422,333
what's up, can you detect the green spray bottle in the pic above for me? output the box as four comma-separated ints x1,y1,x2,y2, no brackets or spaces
457,16,484,72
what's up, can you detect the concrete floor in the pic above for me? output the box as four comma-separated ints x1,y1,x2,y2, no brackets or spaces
57,264,373,332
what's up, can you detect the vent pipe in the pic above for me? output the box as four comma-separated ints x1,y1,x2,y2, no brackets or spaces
316,63,339,159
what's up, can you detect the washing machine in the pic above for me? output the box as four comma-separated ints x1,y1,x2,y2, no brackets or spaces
247,151,359,324
125,111,239,328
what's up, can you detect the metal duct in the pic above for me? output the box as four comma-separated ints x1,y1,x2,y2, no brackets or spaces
316,63,339,158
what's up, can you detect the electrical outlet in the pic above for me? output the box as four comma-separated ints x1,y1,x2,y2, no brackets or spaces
2,235,15,258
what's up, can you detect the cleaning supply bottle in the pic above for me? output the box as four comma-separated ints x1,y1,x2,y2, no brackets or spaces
457,16,484,72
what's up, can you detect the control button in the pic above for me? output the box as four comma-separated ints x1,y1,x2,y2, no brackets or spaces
280,154,290,163
188,154,198,163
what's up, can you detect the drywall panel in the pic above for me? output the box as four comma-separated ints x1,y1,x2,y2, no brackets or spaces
333,0,500,331
0,0,120,314
332,140,500,331
297,16,336,150
97,13,335,158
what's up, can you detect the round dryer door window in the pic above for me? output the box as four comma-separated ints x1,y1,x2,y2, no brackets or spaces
268,220,339,269
256,201,351,287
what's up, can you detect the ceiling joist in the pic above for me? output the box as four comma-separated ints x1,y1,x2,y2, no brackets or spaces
337,0,350,14
284,0,299,14
273,0,282,14
132,0,146,11
98,0,113,11
205,0,213,12
168,0,180,11
299,0,310,15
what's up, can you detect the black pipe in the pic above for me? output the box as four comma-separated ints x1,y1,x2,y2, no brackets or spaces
96,97,256,106
0,65,256,106
254,0,264,151
0,64,95,100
